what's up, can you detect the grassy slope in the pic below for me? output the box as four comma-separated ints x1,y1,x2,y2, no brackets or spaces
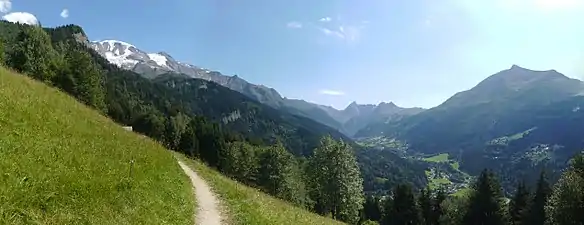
175,153,346,225
0,67,194,224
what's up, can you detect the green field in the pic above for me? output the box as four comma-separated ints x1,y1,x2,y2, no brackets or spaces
425,170,453,190
0,67,195,224
451,161,460,170
175,153,346,225
423,153,450,162
451,188,472,198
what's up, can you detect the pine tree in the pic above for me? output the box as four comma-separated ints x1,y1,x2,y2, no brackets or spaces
462,169,505,225
384,183,420,225
545,154,584,225
165,112,191,150
509,181,530,225
362,195,382,222
308,136,364,224
196,122,226,169
419,187,433,225
524,171,550,225
178,120,200,158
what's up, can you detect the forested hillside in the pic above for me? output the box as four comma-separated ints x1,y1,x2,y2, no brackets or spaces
355,66,584,192
0,21,425,223
2,20,584,225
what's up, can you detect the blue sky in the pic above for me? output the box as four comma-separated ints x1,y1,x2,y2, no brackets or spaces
2,0,584,109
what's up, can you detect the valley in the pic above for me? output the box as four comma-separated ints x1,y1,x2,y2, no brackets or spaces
85,28,584,195
1,11,584,224
357,137,473,196
85,33,584,196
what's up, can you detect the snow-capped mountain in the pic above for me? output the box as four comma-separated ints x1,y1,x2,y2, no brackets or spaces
89,39,285,104
89,40,212,78
88,39,422,137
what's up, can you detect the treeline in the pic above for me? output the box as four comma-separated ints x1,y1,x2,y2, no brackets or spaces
0,22,365,224
0,23,106,113
1,21,430,193
128,105,367,224
2,22,584,225
359,154,584,225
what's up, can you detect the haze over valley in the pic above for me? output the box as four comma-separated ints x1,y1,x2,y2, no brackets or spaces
2,0,584,224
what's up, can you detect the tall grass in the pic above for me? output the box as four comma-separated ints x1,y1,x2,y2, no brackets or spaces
0,67,194,224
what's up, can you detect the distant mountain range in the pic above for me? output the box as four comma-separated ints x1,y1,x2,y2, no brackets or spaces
77,35,430,193
357,65,584,189
89,38,584,191
89,39,424,136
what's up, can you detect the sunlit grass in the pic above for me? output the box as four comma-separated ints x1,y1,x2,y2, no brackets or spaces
175,153,345,225
0,67,194,224
423,153,450,163
451,188,472,198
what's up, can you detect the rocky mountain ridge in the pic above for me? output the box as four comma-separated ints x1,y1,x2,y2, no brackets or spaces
89,39,423,136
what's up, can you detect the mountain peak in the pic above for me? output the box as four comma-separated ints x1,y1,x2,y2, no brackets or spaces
98,39,135,48
344,101,358,109
508,64,557,73
378,101,397,108
440,65,583,108
157,51,174,59
510,64,522,70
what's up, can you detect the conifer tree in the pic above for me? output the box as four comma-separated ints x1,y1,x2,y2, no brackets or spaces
419,187,433,225
196,121,226,169
525,171,550,225
462,169,505,225
179,120,200,158
509,181,530,225
362,195,382,222
384,183,420,225
165,112,190,150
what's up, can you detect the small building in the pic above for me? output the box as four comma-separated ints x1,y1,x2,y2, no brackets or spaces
122,126,133,132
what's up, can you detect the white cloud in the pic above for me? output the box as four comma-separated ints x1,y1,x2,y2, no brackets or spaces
0,0,11,13
319,89,345,96
319,17,332,22
286,21,302,28
2,12,39,25
320,27,345,38
60,9,69,18
318,25,363,42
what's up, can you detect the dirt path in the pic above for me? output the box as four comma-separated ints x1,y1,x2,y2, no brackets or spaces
177,160,224,225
